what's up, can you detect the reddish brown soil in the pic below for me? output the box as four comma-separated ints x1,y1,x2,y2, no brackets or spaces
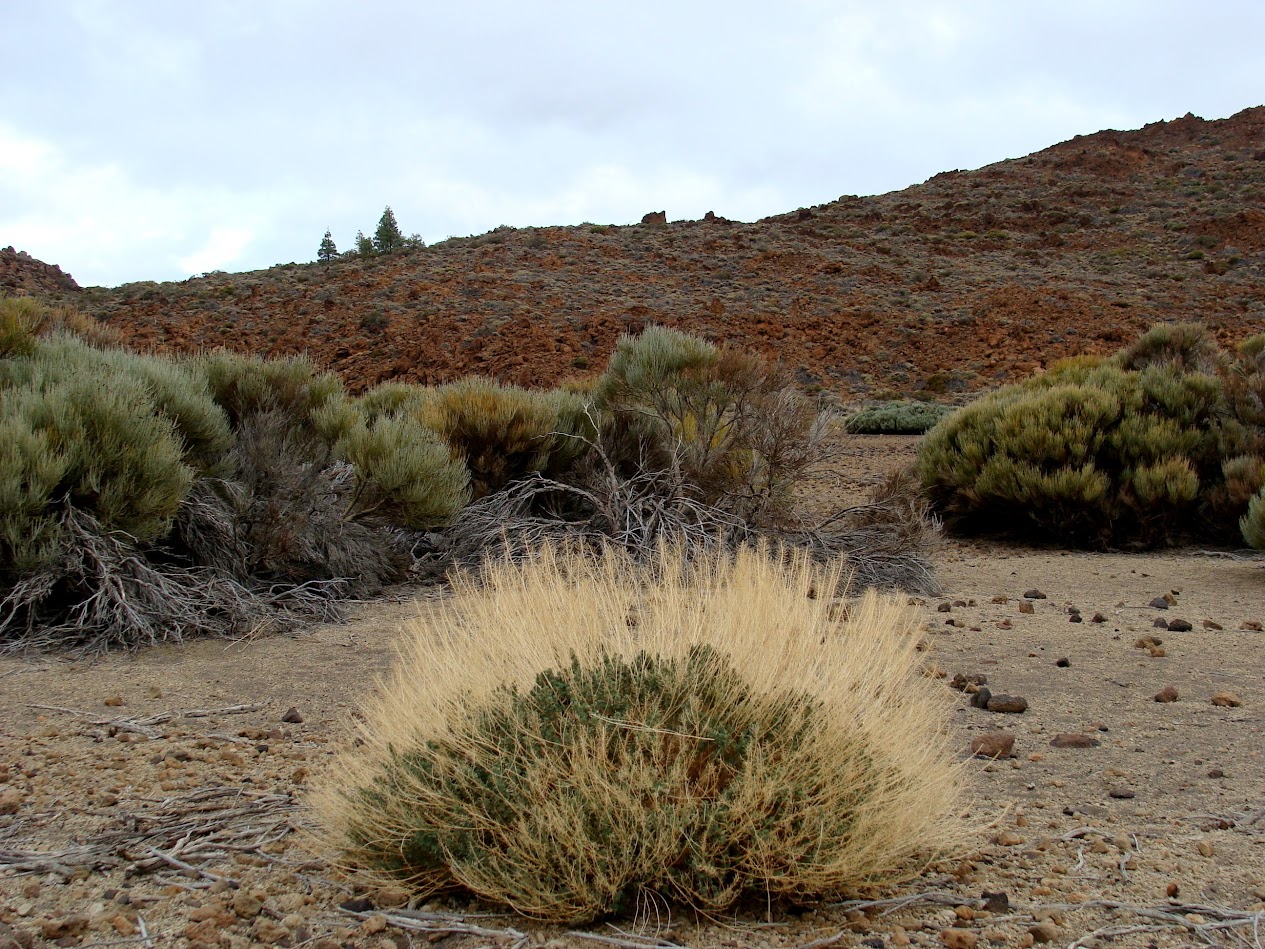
16,106,1242,400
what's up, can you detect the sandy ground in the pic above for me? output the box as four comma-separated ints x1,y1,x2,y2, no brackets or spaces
2,436,1264,949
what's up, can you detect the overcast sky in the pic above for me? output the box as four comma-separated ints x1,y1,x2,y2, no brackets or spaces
3,1,1262,288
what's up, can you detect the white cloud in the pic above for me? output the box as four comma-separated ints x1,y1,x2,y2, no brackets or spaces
177,227,256,275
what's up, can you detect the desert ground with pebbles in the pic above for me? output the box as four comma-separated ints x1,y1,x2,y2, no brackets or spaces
1,436,1263,949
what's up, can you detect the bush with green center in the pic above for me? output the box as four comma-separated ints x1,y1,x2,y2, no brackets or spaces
844,400,955,435
313,545,969,922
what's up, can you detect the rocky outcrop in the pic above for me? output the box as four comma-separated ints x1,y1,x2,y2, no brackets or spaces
0,246,80,297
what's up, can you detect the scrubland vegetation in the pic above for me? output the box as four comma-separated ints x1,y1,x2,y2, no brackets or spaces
918,322,1265,549
0,298,936,653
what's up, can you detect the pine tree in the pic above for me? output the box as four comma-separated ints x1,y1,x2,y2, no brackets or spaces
373,206,404,254
355,230,374,257
318,229,338,264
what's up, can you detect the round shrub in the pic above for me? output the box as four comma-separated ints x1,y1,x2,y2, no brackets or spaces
1,373,192,570
406,377,594,498
918,358,1228,547
844,400,954,435
313,544,967,923
1243,489,1265,549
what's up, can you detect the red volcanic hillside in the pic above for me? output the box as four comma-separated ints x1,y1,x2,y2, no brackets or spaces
28,107,1265,397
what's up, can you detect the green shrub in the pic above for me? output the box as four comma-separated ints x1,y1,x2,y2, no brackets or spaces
0,373,192,570
407,377,593,498
197,350,344,430
1243,489,1265,549
844,400,954,435
335,412,470,528
918,322,1265,548
314,545,968,922
592,327,825,525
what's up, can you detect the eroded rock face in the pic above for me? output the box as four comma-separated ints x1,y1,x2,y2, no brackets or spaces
0,246,80,297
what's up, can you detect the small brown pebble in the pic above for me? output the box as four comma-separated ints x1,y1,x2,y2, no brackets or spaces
1055,657,1070,667
954,905,975,921
1108,788,1136,799
1197,841,1214,857
981,891,1010,913
1018,601,1035,614
0,786,24,815
951,672,988,691
360,915,389,935
232,892,263,919
1149,646,1167,657
111,915,137,937
1202,619,1223,630
1149,596,1170,610
281,707,304,724
103,696,125,707
1167,882,1180,898
996,831,1024,846
1167,618,1193,632
940,928,977,949
937,601,952,612
1050,733,1100,749
970,732,1016,759
1090,612,1107,623
1028,922,1058,944
1068,613,1083,623
1023,589,1047,599
1240,620,1263,631
987,694,1028,714
990,595,1008,604
1153,617,1169,628
1211,691,1242,708
1135,635,1162,648
997,619,1012,629
1207,768,1225,779
1154,686,1179,703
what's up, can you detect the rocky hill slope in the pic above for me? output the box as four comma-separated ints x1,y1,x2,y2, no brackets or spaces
0,246,79,297
39,107,1265,397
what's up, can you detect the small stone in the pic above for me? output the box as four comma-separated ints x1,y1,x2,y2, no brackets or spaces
1018,601,1035,614
1239,620,1263,631
954,905,975,921
0,786,24,815
1153,617,1169,628
997,619,1013,629
970,687,992,709
1202,619,1223,630
1023,589,1047,600
981,891,1009,913
990,595,1008,604
39,917,89,941
1154,686,1179,703
252,917,291,944
1149,646,1167,657
1167,619,1193,632
987,694,1028,714
103,696,125,707
996,831,1024,846
111,916,137,937
971,732,1016,759
232,892,263,919
281,707,304,724
1207,768,1225,779
1068,613,1083,623
940,928,977,949
1028,922,1058,944
1135,635,1162,648
1148,596,1171,610
1055,657,1070,667
937,601,952,612
1211,691,1242,708
1090,612,1107,623
1050,733,1100,749
1197,840,1214,857
360,914,389,935
1108,788,1136,799
952,672,988,691
1167,882,1180,898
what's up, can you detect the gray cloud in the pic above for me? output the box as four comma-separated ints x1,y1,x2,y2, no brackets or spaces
2,0,1262,286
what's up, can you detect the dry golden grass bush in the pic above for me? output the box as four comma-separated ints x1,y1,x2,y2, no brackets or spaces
311,544,970,923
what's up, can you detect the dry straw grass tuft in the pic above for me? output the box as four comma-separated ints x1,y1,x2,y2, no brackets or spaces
311,543,970,923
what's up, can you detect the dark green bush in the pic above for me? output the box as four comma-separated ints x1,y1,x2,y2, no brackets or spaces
844,400,954,435
919,324,1264,548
